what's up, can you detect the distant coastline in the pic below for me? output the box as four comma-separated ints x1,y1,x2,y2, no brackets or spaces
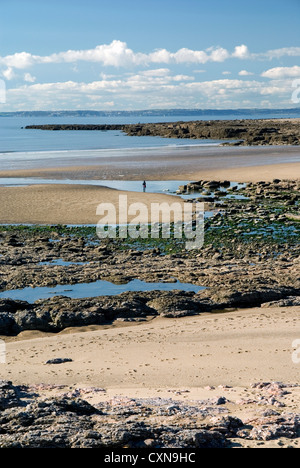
1,107,300,118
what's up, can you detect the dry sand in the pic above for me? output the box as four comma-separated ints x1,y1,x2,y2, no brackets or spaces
1,307,299,449
1,306,299,393
0,184,186,225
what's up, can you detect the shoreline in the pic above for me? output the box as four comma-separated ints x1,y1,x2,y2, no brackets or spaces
0,145,299,183
0,138,299,448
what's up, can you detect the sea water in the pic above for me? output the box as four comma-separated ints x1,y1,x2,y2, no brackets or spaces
1,112,299,170
0,278,205,303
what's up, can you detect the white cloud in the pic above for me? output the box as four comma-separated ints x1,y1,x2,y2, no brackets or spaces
173,48,209,64
24,73,36,83
0,52,37,69
261,66,300,79
140,68,170,77
10,74,288,103
208,47,230,62
3,40,300,111
239,70,254,76
232,45,250,59
103,101,115,107
52,40,147,67
0,41,255,72
172,74,194,82
262,47,300,60
2,67,15,80
149,46,231,65
148,48,172,64
2,41,300,79
8,76,290,110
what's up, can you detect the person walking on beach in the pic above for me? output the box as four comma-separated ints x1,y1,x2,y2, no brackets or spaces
142,180,146,192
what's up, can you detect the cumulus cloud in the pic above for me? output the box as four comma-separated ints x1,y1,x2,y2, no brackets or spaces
239,70,254,76
207,47,230,62
262,47,300,60
140,68,170,77
2,40,300,110
24,73,36,83
4,79,289,110
2,67,15,80
0,41,254,73
0,51,38,69
8,75,290,109
261,66,300,79
2,42,300,78
232,45,250,59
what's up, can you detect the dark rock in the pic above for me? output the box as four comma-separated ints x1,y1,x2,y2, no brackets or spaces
0,381,23,410
45,358,73,365
0,313,18,335
0,299,31,313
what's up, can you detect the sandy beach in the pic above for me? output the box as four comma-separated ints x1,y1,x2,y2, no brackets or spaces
0,145,300,183
0,184,186,225
2,307,299,390
2,0,300,448
0,144,299,225
0,142,299,448
1,306,300,448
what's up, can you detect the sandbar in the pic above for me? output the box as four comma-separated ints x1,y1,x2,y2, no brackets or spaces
0,184,186,225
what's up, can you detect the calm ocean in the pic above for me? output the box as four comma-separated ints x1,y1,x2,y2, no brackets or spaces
0,111,299,173
0,111,299,154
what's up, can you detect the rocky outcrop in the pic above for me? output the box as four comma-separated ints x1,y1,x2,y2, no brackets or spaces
0,291,208,335
0,279,299,335
0,179,299,335
25,124,124,131
122,119,300,145
25,119,300,146
0,380,299,448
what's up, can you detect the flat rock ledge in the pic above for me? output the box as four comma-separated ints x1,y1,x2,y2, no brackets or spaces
0,380,299,448
0,283,299,335
26,119,300,146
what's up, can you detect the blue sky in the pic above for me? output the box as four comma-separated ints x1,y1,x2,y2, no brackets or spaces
1,0,300,110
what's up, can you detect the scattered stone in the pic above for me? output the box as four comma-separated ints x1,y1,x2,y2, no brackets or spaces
45,358,73,365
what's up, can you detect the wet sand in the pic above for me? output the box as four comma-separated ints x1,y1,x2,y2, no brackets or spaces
0,145,300,182
0,145,299,225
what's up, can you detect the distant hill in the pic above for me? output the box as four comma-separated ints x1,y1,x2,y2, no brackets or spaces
1,108,300,118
